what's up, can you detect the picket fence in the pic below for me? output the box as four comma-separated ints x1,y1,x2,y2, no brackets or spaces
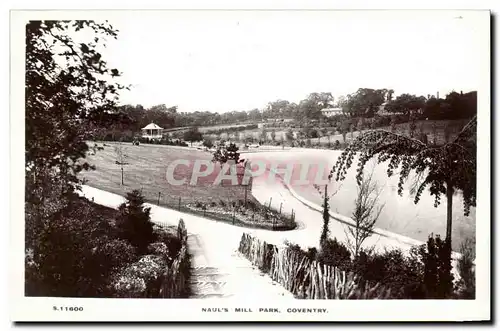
238,233,391,299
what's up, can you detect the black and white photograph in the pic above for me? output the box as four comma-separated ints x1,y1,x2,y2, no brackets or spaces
9,7,491,322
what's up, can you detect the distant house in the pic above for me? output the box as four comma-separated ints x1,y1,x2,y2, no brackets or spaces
321,107,343,117
141,123,163,140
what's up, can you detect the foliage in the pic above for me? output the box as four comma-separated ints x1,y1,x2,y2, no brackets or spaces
352,247,427,299
211,141,243,166
25,198,137,297
110,254,165,298
202,139,214,149
25,20,126,248
318,238,352,271
421,234,454,298
116,190,155,253
455,237,475,299
183,127,203,146
423,91,477,120
385,93,426,116
341,88,388,117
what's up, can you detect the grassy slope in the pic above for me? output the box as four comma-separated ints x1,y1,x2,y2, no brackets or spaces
82,142,258,210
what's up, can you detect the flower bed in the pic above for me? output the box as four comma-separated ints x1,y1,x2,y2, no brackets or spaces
185,200,296,231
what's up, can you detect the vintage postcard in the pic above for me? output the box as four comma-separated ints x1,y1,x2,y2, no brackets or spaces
10,8,491,322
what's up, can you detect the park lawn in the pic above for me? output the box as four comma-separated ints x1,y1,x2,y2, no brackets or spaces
82,142,258,210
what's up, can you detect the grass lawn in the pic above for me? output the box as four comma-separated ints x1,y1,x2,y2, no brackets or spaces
81,142,295,230
83,142,256,207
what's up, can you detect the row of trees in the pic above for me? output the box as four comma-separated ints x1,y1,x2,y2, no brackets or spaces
94,88,476,142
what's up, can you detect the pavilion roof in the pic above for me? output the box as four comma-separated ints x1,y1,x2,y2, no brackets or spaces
141,123,163,130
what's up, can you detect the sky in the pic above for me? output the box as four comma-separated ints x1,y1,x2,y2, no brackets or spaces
97,10,486,113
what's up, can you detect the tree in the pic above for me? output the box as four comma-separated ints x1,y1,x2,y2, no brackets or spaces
270,129,277,143
385,94,426,117
212,141,243,166
114,142,128,185
116,190,154,254
25,20,125,248
330,116,476,255
345,169,385,257
183,127,203,146
342,88,388,117
297,92,334,120
285,128,294,143
202,139,214,149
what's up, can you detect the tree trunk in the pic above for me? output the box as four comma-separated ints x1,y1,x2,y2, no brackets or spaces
445,181,453,245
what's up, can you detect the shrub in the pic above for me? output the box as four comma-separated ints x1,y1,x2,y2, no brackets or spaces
455,237,475,299
26,199,137,297
110,254,166,298
352,248,426,299
210,201,217,208
153,228,183,259
421,234,454,298
148,242,170,258
219,199,226,208
116,190,155,254
317,238,352,271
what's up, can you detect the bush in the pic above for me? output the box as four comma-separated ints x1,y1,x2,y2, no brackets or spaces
116,190,155,254
352,248,426,299
153,228,183,259
422,234,454,298
455,237,475,299
25,199,137,297
110,254,166,298
318,238,352,271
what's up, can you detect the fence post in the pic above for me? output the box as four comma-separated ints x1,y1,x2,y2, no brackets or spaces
232,207,235,225
279,202,282,215
158,192,161,205
268,197,273,210
178,197,181,211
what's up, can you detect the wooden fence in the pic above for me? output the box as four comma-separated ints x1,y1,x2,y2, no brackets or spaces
238,233,391,299
157,219,191,298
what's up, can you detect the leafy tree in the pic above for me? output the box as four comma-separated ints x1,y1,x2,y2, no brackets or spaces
25,20,125,247
342,88,388,117
212,141,243,166
297,92,334,120
116,190,154,253
330,116,476,253
385,94,426,116
183,127,203,146
202,139,214,149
